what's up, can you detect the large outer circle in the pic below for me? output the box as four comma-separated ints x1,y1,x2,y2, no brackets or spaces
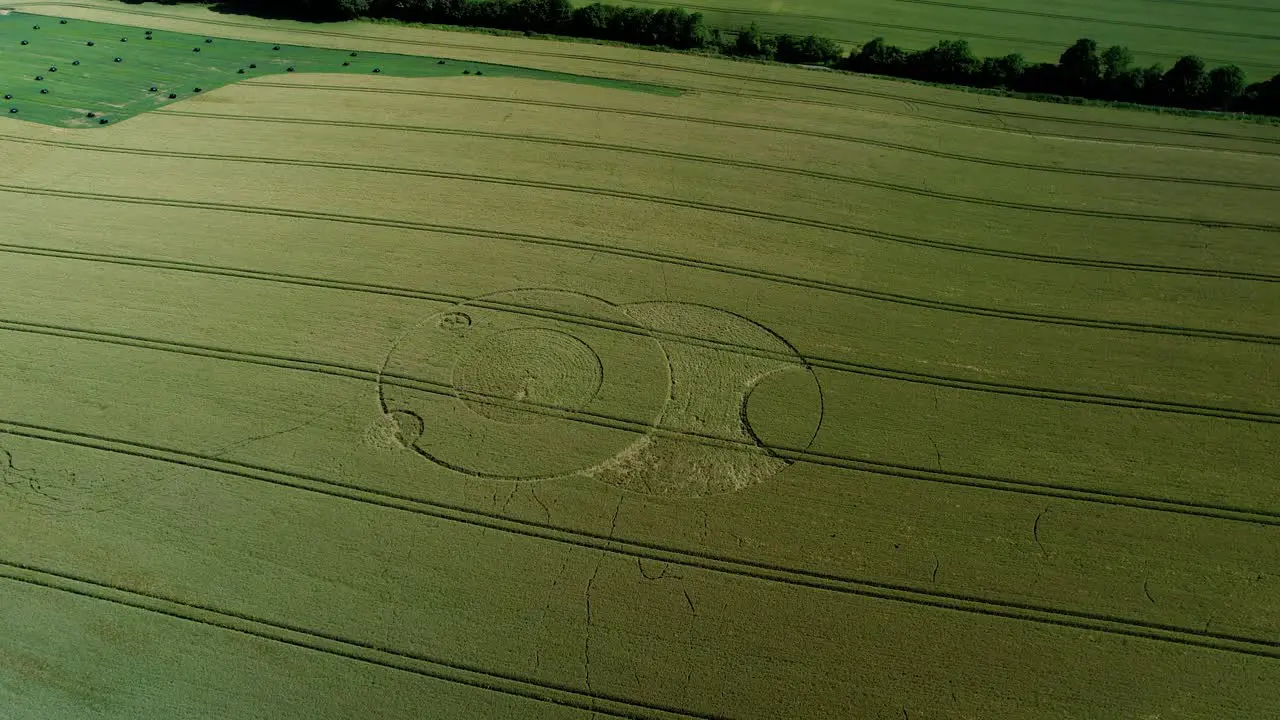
379,289,670,480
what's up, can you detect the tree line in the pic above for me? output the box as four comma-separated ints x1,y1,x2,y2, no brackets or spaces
163,0,1280,117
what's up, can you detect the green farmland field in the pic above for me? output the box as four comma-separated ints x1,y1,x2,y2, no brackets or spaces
1,1,1280,718
627,0,1280,81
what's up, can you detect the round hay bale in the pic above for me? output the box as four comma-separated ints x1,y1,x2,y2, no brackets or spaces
99,118,108,124
205,38,213,43
286,67,294,72
35,75,43,81
39,88,48,94
149,86,158,91
8,108,16,114
193,87,202,93
114,57,122,62
249,63,256,69
192,47,200,52
72,60,80,65
87,112,95,118
273,45,280,50
350,52,358,57
237,68,245,74
168,93,177,98
372,67,381,73
87,41,94,46
20,40,29,45
342,61,349,66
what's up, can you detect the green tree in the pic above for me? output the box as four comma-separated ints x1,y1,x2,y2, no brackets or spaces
1100,45,1132,82
1163,55,1209,106
977,53,1025,88
731,22,775,58
1205,64,1246,109
1057,38,1101,94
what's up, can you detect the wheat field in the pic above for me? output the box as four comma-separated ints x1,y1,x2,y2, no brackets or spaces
1,1,1279,718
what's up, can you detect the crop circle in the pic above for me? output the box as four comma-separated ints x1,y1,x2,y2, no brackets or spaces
380,289,669,480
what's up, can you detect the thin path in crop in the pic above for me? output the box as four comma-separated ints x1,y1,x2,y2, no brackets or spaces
211,85,1280,193
3,317,1279,526
3,241,1276,425
18,1,1280,151
2,413,1279,660
60,119,1275,233
4,183,1279,346
0,561,717,720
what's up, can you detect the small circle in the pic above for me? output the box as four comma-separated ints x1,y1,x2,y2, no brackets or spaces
453,329,603,424
438,312,471,330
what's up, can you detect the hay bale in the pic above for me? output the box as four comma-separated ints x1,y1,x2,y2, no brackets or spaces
149,86,157,91
87,112,95,118
8,108,16,114
87,41,94,46
36,75,43,80
372,67,381,73
114,57,122,62
99,118,108,124
249,63,256,68
193,87,202,93
20,40,28,45
72,60,80,65
39,88,48,94
237,68,245,74
286,67,294,72
168,93,177,98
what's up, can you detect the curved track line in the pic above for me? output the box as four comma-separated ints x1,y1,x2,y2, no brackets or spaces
2,317,1278,526
20,1,1280,151
185,87,1280,194
2,241,1276,424
2,418,1279,659
11,126,1272,233
4,183,1278,345
0,563,714,720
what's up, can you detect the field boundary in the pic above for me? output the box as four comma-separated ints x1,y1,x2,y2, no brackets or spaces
0,561,715,720
2,416,1279,660
2,241,1276,424
3,316,1278,525
14,1,1280,148
4,184,1277,347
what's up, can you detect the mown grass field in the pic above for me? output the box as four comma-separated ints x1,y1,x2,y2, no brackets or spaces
626,0,1280,81
2,1,1280,718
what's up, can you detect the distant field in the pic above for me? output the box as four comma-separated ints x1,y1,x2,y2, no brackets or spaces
2,1,1279,718
626,0,1280,80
